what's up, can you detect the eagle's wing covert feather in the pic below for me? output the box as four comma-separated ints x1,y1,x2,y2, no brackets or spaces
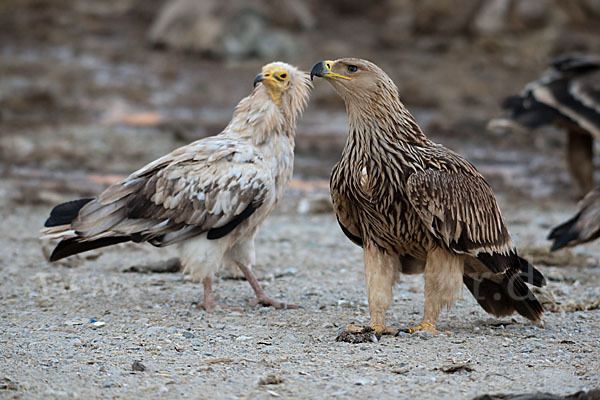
406,169,513,274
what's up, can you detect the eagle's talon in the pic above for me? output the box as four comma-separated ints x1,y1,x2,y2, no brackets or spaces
408,322,448,335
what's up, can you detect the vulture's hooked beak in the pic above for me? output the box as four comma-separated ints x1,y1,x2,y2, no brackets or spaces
253,73,264,88
310,60,351,81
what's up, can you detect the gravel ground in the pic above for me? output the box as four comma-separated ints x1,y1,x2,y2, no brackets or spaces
1,183,599,399
1,2,599,398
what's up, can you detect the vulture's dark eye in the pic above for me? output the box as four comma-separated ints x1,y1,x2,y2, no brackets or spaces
348,65,358,73
280,73,287,79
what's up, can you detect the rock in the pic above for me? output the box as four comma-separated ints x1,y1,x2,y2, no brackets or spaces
258,374,284,385
182,331,195,339
275,267,297,278
265,0,316,30
148,0,302,60
412,0,481,35
511,0,551,29
439,363,474,374
132,360,146,372
148,0,222,55
580,0,600,17
297,195,333,215
123,258,182,274
0,377,19,391
472,0,511,35
472,388,600,399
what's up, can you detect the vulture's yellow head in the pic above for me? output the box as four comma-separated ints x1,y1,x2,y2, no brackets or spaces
310,58,396,104
253,62,311,108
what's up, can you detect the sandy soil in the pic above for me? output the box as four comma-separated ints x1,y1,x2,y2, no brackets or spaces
1,1,600,398
1,181,599,399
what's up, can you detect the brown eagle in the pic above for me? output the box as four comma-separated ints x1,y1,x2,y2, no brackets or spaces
311,58,545,338
41,62,311,312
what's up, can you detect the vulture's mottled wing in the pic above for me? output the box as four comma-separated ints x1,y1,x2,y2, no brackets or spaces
548,187,600,250
406,169,516,274
569,70,600,115
71,138,271,247
330,162,363,247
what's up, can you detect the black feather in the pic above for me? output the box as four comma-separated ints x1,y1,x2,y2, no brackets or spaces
476,251,517,274
49,236,131,261
44,198,94,227
338,217,362,247
463,270,544,322
543,79,600,129
547,214,580,251
206,203,256,240
518,256,547,287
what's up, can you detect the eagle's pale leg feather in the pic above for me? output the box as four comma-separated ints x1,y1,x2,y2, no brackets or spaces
413,247,463,333
364,243,397,333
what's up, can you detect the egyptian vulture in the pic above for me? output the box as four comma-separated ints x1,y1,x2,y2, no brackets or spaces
41,62,311,311
548,186,600,251
491,54,600,197
311,58,545,339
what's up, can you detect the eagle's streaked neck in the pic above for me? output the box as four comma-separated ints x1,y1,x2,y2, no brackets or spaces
345,86,433,148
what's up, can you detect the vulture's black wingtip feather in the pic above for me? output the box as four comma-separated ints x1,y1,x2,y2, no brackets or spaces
44,198,94,227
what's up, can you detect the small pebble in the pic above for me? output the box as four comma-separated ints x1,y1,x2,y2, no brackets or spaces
132,360,146,372
182,331,195,339
258,374,283,385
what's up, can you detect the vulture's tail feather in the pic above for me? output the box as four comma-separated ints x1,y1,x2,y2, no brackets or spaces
45,198,94,227
50,236,131,261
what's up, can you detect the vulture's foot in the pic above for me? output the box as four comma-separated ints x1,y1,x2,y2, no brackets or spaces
408,322,447,335
197,276,243,312
249,294,298,309
237,262,298,310
335,324,395,343
196,299,243,313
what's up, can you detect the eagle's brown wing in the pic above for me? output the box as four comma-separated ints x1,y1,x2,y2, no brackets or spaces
407,167,545,321
330,161,363,247
406,168,515,274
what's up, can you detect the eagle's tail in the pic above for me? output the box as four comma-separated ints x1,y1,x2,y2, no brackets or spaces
463,269,544,323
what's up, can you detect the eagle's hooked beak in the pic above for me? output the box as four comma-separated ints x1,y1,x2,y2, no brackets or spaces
253,73,264,88
310,60,352,81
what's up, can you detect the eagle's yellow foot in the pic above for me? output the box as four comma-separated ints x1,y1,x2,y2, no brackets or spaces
408,322,447,335
336,323,394,343
370,323,397,335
